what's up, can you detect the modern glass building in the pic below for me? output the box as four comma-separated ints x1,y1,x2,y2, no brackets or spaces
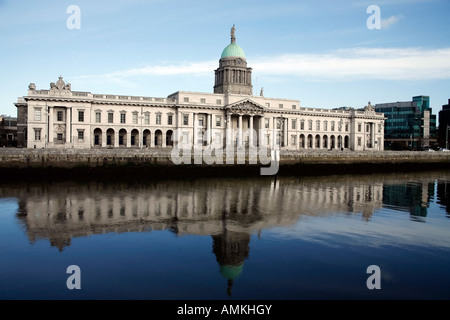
438,99,450,148
375,96,437,150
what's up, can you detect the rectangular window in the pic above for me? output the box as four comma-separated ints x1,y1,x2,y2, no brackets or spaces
199,117,204,127
120,113,126,124
156,114,161,125
265,103,270,107
144,113,150,124
324,121,328,131
108,112,113,123
57,133,63,141
77,130,84,141
34,109,41,121
265,119,270,128
300,121,304,130
168,115,173,125
358,137,362,146
78,111,84,122
331,121,335,131
133,113,138,124
291,120,296,130
279,104,283,108
358,124,362,132
316,121,320,131
308,120,313,131
216,115,221,127
183,97,189,102
57,111,63,122
183,115,189,126
200,98,206,104
216,99,222,105
95,112,101,123
292,105,296,110
34,129,41,141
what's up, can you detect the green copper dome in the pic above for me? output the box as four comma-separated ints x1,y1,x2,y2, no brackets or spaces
221,42,246,59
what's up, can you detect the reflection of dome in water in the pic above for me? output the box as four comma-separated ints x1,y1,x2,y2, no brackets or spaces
212,228,250,298
220,263,244,280
220,263,244,297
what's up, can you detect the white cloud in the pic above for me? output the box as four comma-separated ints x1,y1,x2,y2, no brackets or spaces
73,61,216,82
252,47,450,81
381,15,404,29
74,47,450,84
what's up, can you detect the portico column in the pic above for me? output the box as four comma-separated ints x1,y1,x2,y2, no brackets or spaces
371,123,375,149
283,118,288,148
238,114,243,146
177,110,182,144
193,113,198,148
259,117,263,147
226,113,231,146
208,114,212,145
272,117,277,148
249,115,254,146
363,123,367,150
66,107,71,145
48,106,54,144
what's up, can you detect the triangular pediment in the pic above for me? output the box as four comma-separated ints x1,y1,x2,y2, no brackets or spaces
226,99,265,115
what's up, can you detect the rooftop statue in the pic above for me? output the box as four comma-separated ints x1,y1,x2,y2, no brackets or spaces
365,101,374,111
231,24,236,43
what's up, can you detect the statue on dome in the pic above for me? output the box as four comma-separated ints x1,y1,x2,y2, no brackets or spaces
231,24,236,43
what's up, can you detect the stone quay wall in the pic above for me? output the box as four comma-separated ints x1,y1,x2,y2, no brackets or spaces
1,147,449,168
1,148,449,183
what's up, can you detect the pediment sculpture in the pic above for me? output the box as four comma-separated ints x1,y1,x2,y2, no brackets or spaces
50,76,71,95
226,99,265,115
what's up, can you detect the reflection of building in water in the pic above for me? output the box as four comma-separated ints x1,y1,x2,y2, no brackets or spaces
437,180,450,216
3,172,446,251
2,171,448,294
2,177,387,251
382,179,436,221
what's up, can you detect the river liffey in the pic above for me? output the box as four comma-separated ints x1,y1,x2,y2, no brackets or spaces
1,170,450,300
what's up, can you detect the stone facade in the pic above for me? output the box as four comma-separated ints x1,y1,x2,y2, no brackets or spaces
14,28,385,151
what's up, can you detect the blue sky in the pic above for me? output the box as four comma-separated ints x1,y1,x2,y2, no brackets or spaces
1,0,449,117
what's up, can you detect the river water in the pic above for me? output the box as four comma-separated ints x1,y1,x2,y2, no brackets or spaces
1,170,449,300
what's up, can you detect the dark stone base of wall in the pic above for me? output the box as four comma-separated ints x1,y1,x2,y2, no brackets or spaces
1,148,449,183
1,161,449,183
